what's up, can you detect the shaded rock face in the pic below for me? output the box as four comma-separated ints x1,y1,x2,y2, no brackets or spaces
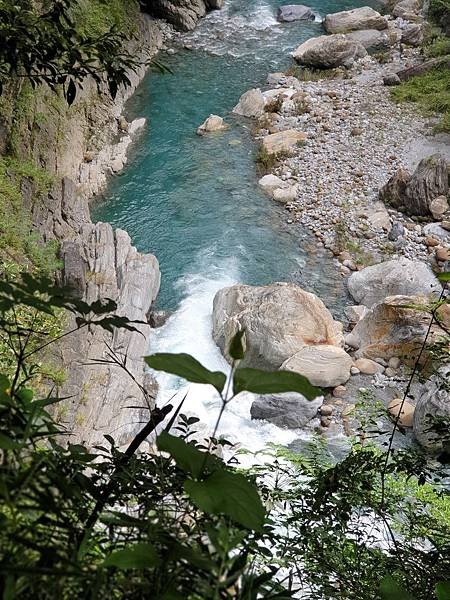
413,365,450,453
350,295,442,361
347,258,441,308
212,282,343,370
145,0,222,31
292,34,367,69
324,7,387,34
277,4,314,22
251,393,323,428
379,154,448,217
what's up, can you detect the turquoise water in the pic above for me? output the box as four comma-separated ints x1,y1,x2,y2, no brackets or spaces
92,0,377,311
92,0,378,447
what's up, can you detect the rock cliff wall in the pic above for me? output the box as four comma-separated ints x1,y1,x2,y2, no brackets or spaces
145,0,223,31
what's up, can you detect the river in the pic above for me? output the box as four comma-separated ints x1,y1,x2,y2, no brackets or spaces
92,0,377,451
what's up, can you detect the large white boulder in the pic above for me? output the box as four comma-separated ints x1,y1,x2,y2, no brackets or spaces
212,282,344,369
347,258,440,308
282,345,353,387
233,88,265,118
292,34,367,68
324,6,387,33
197,114,229,135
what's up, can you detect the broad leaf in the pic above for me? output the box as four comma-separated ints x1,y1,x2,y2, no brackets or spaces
379,576,415,600
0,434,20,450
437,272,450,283
229,330,246,360
233,368,321,400
157,432,220,478
103,543,160,569
436,582,450,600
184,469,265,531
145,353,226,393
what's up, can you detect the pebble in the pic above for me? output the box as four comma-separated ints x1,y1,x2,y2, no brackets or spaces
350,366,360,375
333,385,348,398
354,358,384,375
384,367,397,378
320,405,334,416
388,357,401,369
342,404,356,417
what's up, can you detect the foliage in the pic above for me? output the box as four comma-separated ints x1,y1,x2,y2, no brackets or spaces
285,65,343,82
425,34,450,57
0,0,143,104
391,66,450,133
255,146,293,175
0,274,449,598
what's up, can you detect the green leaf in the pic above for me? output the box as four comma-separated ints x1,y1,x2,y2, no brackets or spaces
379,576,415,600
436,582,450,600
229,330,246,360
437,272,450,283
103,543,160,569
184,469,265,531
0,433,20,450
145,353,226,393
157,432,220,478
233,368,321,400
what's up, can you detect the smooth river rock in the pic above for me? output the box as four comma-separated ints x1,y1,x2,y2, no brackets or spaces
197,114,229,135
262,129,307,155
292,34,367,68
277,4,314,22
282,345,353,387
251,392,323,429
324,7,387,34
233,88,265,118
347,258,440,308
212,282,344,369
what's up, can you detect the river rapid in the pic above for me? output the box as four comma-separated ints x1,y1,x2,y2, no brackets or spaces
92,0,379,451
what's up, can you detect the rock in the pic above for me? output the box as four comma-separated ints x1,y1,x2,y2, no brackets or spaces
393,0,421,19
148,309,171,328
84,151,95,163
273,185,299,204
425,236,440,247
423,223,450,243
383,73,401,86
345,29,393,53
388,357,401,369
147,0,216,31
282,345,353,387
405,154,448,216
118,115,128,132
350,366,360,375
212,282,343,369
388,221,405,241
347,258,441,307
258,174,286,196
379,168,410,209
350,294,442,361
292,34,367,69
233,88,265,118
430,196,449,221
401,23,423,46
342,404,355,417
384,367,397,377
262,129,307,155
197,114,229,135
333,385,348,398
368,206,391,230
128,118,146,136
350,126,363,136
413,365,450,453
436,246,450,261
320,404,334,416
277,4,314,22
250,392,322,428
344,304,369,326
354,358,384,374
388,398,415,427
324,7,387,33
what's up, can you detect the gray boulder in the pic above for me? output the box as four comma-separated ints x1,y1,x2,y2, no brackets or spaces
277,4,314,22
401,23,423,46
324,6,387,33
413,365,450,453
251,392,323,428
212,282,343,369
393,0,421,20
232,88,265,118
345,29,394,53
292,34,367,68
347,258,441,307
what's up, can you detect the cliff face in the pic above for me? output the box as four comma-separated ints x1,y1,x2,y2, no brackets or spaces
145,0,224,31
